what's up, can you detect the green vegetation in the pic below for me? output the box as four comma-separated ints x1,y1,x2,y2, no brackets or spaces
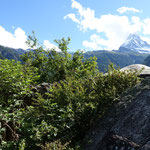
0,43,148,73
0,53,4,59
0,34,140,149
144,54,150,66
0,45,24,61
84,50,148,72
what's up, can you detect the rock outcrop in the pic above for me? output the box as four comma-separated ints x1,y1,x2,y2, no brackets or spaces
83,78,150,150
120,64,150,78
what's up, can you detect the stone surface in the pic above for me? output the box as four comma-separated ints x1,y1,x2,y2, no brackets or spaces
139,141,150,150
99,132,140,150
120,64,150,77
83,78,150,150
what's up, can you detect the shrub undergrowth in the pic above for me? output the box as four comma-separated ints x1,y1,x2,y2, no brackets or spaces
0,34,140,149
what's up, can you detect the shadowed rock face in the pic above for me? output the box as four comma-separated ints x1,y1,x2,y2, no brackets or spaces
99,132,140,150
83,78,150,150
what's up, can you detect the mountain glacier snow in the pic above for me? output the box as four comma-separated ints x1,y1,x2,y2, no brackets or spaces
119,34,150,53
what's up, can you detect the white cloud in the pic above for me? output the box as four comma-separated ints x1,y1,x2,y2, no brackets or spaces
83,34,106,50
143,18,150,34
83,33,126,50
64,13,80,24
71,0,85,16
64,0,96,31
43,40,60,51
65,0,148,50
0,26,60,51
117,7,142,14
0,26,28,49
83,41,98,50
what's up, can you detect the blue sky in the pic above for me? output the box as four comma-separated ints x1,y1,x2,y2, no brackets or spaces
1,0,150,52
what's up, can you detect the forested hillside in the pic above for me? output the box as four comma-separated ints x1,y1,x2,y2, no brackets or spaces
84,50,148,72
0,44,148,73
0,45,25,61
144,54,150,66
0,53,4,59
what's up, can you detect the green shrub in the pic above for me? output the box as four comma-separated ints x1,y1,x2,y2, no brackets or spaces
0,35,140,149
21,36,98,83
0,59,39,105
15,69,139,149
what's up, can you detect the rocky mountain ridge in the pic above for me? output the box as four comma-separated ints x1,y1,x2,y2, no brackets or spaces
119,34,150,54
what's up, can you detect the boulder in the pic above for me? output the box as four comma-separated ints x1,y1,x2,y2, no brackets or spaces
83,78,150,150
120,64,150,78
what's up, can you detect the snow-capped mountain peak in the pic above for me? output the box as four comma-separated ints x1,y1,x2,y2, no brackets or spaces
119,34,150,53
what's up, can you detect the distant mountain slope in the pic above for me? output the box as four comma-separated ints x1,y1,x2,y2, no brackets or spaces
0,44,148,73
0,33,149,73
0,45,26,61
84,34,150,72
0,53,5,59
84,50,148,72
143,54,150,66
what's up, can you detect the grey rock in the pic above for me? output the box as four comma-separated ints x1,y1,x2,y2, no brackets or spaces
83,78,150,150
120,64,150,77
139,141,150,150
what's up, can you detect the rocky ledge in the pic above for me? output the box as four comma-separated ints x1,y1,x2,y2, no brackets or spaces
83,78,150,150
120,64,150,78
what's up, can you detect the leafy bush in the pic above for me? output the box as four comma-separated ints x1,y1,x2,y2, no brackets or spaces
0,59,39,149
0,35,140,149
0,59,39,105
21,36,98,83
